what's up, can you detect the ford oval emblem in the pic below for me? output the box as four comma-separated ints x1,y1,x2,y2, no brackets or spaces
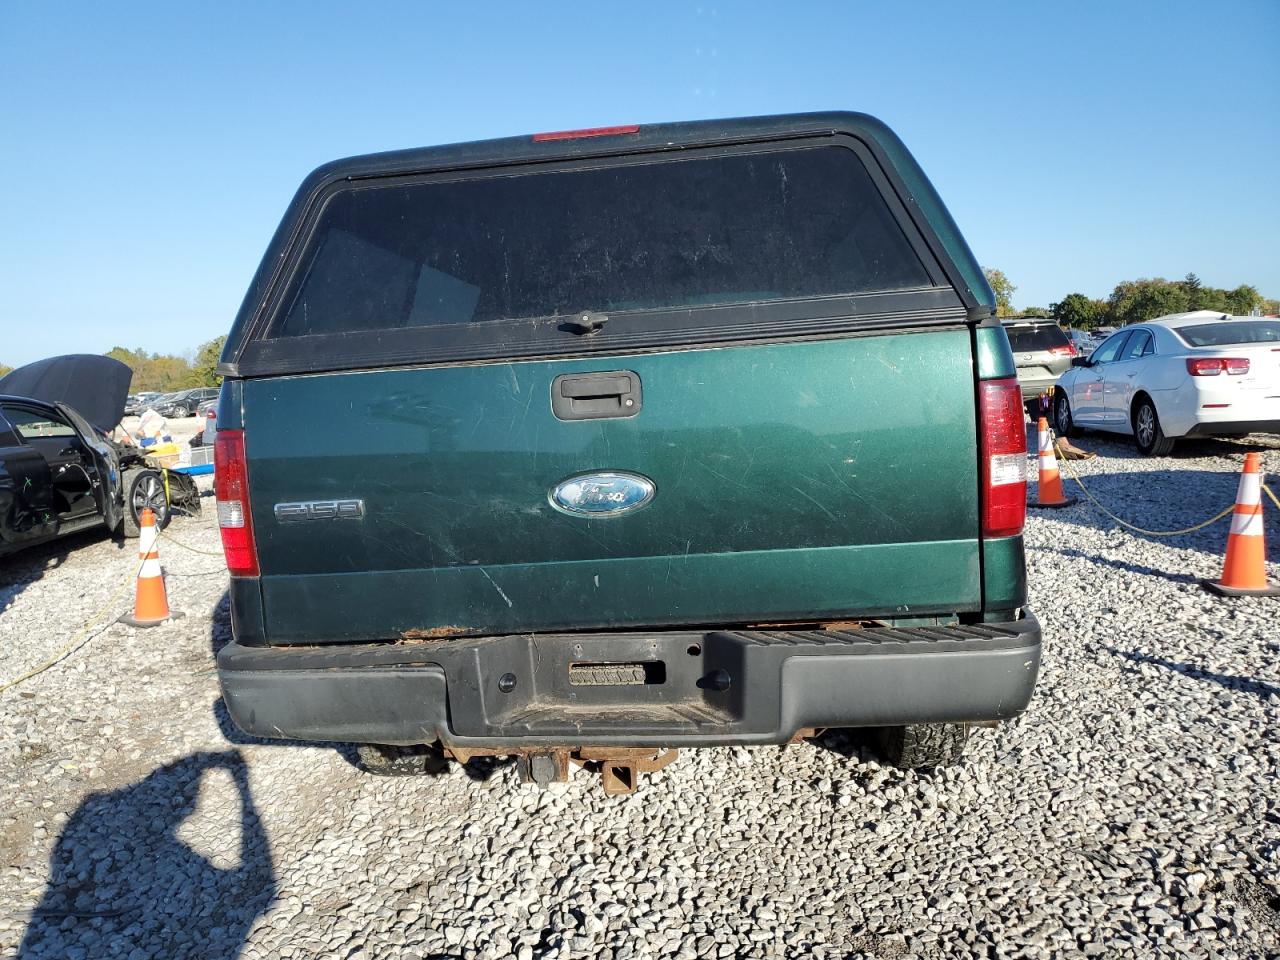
550,471,656,518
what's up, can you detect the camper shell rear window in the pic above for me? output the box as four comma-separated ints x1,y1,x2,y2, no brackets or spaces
228,127,975,375
275,146,929,337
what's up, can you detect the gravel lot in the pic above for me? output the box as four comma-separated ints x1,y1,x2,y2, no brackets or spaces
2,429,1278,960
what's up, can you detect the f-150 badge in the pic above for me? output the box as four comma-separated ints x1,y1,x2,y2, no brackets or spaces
274,499,365,521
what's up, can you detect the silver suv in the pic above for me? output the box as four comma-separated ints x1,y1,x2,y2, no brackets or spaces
1002,319,1076,415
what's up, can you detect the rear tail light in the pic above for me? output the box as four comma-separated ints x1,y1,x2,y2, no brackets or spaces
532,124,640,142
979,378,1028,538
214,429,259,577
1047,344,1077,357
1186,357,1250,376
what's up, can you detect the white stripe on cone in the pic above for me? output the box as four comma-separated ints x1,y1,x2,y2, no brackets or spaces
1230,511,1262,537
1038,428,1054,470
139,555,163,578
137,521,157,558
1229,469,1264,536
1235,472,1261,505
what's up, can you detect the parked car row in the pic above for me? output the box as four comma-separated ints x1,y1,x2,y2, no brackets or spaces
122,391,164,416
123,386,219,419
1004,311,1279,455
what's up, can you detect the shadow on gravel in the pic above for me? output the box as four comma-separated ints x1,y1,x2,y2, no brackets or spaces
0,527,124,615
810,728,875,762
1025,421,1280,459
1028,545,1203,585
1107,647,1280,701
17,750,275,959
1028,467,1279,552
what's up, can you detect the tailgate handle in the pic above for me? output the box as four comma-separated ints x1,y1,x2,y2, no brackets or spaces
551,371,642,421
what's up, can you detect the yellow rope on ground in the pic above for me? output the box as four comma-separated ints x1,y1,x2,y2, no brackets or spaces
0,555,144,695
1056,456,1236,537
0,523,226,694
1263,483,1280,513
157,526,227,557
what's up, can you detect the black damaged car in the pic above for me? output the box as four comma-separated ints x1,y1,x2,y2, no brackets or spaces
0,355,200,558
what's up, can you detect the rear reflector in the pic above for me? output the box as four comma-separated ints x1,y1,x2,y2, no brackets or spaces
1047,344,1077,357
532,124,640,142
979,378,1028,538
214,429,259,577
1187,357,1250,376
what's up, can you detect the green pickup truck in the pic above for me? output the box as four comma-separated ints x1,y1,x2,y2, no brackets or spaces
213,112,1040,793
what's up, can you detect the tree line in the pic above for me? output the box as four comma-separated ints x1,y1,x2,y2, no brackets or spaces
104,336,227,392
984,269,1279,330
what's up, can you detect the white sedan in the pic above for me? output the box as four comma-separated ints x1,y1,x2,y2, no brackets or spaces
1052,310,1280,455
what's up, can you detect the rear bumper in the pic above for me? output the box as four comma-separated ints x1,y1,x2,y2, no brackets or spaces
1015,372,1064,403
1157,385,1280,438
1184,419,1280,438
217,613,1042,748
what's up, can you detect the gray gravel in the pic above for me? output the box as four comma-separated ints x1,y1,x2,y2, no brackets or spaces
2,434,1279,960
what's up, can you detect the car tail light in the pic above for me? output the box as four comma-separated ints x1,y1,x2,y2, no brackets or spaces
979,378,1027,538
1186,357,1250,376
532,124,640,142
214,429,259,577
1047,344,1077,357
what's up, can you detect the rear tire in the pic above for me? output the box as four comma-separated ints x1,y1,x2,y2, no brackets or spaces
1053,390,1078,439
875,723,971,769
356,743,449,777
1132,397,1175,456
120,468,172,538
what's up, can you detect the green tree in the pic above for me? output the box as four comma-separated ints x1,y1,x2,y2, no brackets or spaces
1051,293,1104,330
1225,284,1262,316
983,267,1016,318
1179,272,1202,305
104,346,198,392
191,335,227,387
0,362,12,378
1191,286,1230,313
1018,306,1052,318
1107,278,1190,326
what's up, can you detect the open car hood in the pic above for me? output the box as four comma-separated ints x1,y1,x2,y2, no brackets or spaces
0,354,133,434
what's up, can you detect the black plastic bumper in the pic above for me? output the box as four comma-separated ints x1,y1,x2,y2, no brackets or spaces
1184,420,1280,437
217,613,1042,748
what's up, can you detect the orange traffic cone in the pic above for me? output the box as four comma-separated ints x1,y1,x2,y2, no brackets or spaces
120,508,182,626
1032,417,1075,508
1203,452,1279,597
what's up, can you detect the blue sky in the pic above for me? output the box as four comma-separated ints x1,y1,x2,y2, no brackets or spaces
2,1,1277,367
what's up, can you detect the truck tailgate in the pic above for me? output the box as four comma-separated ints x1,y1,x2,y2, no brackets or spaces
244,327,980,642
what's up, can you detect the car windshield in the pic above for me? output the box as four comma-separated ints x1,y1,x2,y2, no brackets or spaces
1176,320,1280,347
1004,324,1070,352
